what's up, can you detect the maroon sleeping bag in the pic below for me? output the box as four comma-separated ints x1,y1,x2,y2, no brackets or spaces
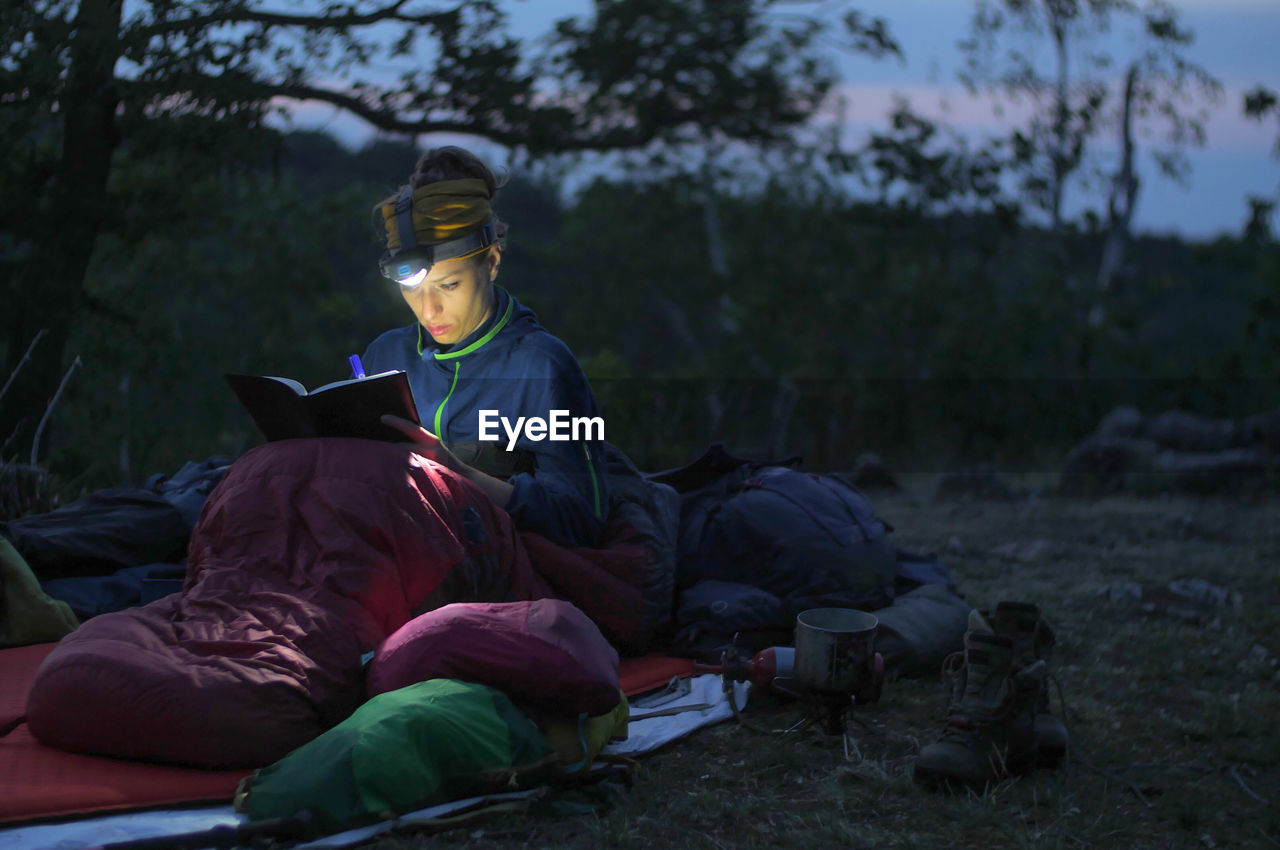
26,439,550,768
521,513,670,655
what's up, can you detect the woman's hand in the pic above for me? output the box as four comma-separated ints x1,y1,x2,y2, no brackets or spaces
380,415,466,475
380,414,515,507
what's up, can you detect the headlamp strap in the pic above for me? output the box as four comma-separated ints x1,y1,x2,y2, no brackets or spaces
394,186,417,251
425,221,497,260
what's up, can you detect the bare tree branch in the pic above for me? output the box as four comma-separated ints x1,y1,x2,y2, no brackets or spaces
1096,62,1140,296
134,0,445,39
260,81,523,141
257,82,655,150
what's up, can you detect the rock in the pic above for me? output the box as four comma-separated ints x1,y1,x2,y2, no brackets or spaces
1145,410,1238,453
1099,578,1242,624
1056,436,1158,497
849,452,898,492
935,464,1014,501
1096,405,1145,440
1165,578,1243,613
1150,449,1266,494
1062,404,1279,496
1239,407,1280,451
1096,582,1143,602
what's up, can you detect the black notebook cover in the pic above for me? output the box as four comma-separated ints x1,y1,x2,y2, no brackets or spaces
225,370,420,443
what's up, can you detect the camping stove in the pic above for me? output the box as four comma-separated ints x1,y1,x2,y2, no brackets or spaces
792,608,884,741
698,608,884,755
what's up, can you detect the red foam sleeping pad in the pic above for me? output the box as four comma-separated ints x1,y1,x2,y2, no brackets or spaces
26,439,551,768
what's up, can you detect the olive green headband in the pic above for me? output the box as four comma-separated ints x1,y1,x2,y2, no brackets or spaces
381,178,492,251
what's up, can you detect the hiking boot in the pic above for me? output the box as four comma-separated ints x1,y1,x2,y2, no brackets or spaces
989,601,1069,768
913,611,1042,790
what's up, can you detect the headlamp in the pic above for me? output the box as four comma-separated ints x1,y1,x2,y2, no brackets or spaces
378,186,496,287
378,225,496,286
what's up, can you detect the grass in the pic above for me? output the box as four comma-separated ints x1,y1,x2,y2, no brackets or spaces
359,480,1279,849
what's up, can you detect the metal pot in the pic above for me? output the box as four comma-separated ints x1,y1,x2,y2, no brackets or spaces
793,608,883,704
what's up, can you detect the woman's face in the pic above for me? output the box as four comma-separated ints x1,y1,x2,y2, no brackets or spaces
400,247,500,346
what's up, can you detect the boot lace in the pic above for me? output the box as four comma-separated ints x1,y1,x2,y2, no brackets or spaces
937,660,1044,746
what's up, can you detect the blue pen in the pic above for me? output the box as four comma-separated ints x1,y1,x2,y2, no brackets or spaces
348,354,366,379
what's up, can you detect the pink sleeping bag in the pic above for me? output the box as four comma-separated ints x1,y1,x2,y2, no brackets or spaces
366,599,621,717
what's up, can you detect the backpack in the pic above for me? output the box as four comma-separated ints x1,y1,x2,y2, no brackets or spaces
676,464,898,617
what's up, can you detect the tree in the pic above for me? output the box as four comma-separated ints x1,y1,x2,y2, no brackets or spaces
861,99,1012,219
1243,85,1279,244
1244,85,1280,156
958,0,1220,375
0,0,894,460
960,0,1218,232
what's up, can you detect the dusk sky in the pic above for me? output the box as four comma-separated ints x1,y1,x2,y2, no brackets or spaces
285,0,1280,241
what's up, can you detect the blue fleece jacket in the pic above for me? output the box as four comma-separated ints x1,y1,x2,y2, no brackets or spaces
361,286,608,547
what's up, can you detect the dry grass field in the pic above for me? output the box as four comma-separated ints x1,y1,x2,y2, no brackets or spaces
357,479,1279,849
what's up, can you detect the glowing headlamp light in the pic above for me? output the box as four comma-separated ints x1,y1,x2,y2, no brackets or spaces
378,227,495,288
378,187,496,288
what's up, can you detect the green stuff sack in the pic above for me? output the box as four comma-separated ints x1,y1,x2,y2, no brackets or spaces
236,679,556,834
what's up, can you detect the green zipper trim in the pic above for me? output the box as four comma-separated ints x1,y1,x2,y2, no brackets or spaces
433,361,461,439
433,296,514,361
583,443,603,519
423,290,513,437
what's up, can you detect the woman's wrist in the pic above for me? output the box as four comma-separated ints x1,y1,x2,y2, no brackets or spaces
462,464,515,507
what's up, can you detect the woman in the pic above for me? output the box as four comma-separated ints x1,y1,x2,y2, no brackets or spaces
26,148,617,769
363,146,609,549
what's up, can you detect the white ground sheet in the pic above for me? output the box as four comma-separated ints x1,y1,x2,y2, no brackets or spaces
1,675,748,850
